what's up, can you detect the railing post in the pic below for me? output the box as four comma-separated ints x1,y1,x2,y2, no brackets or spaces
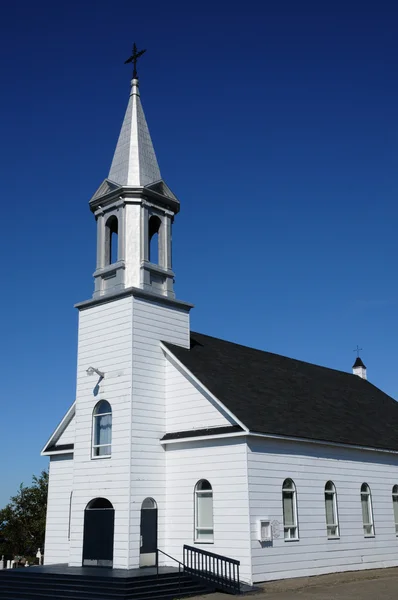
156,549,159,577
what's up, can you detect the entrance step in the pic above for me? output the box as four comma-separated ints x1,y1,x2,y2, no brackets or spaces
0,568,214,600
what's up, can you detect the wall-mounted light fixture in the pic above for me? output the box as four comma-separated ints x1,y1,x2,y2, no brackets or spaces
86,366,105,378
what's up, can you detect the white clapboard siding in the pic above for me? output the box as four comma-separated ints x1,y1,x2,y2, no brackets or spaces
165,358,233,433
128,297,190,568
69,296,134,569
248,437,398,582
56,415,75,446
164,438,252,584
44,455,73,565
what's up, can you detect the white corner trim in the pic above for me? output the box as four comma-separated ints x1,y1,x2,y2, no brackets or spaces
160,431,247,445
41,402,76,455
160,343,249,433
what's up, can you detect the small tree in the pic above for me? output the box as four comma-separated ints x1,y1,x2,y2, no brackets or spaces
0,471,48,560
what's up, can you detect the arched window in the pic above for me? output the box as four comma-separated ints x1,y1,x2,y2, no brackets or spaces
92,401,112,457
105,216,118,265
194,480,213,542
361,483,374,536
325,481,339,538
148,215,161,264
282,479,298,540
392,485,398,535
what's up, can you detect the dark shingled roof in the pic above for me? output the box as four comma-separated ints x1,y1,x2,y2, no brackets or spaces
164,332,398,452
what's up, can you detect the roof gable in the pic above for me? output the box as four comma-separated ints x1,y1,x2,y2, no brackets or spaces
145,180,179,202
90,178,121,202
164,352,237,434
164,332,398,453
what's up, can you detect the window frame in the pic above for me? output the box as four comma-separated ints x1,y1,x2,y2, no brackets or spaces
360,483,375,537
282,478,299,541
392,485,398,536
92,401,112,459
194,480,214,544
324,481,340,539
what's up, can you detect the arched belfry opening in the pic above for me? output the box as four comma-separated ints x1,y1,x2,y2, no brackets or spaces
148,215,161,264
105,215,118,265
82,498,115,567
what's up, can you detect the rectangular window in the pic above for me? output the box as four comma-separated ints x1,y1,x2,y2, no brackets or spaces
325,482,339,538
282,480,298,540
361,484,374,536
195,482,214,542
393,495,398,535
93,413,112,457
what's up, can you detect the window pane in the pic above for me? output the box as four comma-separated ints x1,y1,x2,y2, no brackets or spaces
95,413,112,446
196,529,213,541
198,493,213,528
95,401,111,415
393,496,398,526
95,444,111,457
197,480,212,491
283,492,294,527
325,493,334,525
361,494,370,525
364,524,373,535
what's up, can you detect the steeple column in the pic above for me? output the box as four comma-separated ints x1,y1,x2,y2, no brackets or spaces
95,212,105,270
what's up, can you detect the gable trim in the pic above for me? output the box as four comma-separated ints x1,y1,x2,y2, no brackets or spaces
248,431,398,456
41,402,76,456
161,343,249,433
161,427,398,455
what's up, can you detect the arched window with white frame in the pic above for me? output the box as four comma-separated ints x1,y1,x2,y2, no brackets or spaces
194,480,213,543
282,478,298,540
361,483,374,536
92,400,112,458
392,485,398,535
325,481,339,538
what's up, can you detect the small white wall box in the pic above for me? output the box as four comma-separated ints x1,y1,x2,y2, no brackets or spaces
257,519,272,542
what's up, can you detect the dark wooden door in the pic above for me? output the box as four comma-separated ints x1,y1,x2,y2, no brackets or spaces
82,508,114,567
140,508,158,554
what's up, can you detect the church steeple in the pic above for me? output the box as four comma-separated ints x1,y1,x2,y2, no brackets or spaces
89,58,180,301
108,78,161,187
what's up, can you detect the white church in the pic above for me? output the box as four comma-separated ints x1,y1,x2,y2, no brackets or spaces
41,66,398,586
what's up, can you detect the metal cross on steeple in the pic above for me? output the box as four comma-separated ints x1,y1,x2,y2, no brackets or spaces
353,345,363,357
124,43,146,79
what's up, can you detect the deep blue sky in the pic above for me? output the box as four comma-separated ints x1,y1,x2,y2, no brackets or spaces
0,0,397,506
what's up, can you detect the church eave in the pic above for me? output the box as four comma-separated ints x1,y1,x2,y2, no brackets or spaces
75,286,194,311
41,443,74,456
89,185,179,214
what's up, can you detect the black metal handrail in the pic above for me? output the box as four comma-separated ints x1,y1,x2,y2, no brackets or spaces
183,544,240,594
156,548,184,597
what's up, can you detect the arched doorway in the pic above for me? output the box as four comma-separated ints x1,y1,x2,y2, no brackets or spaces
140,498,158,567
82,498,114,567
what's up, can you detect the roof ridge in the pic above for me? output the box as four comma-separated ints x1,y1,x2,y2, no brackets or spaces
189,331,366,381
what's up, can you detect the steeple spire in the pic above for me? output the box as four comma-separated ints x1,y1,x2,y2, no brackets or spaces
89,49,181,301
108,77,161,187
